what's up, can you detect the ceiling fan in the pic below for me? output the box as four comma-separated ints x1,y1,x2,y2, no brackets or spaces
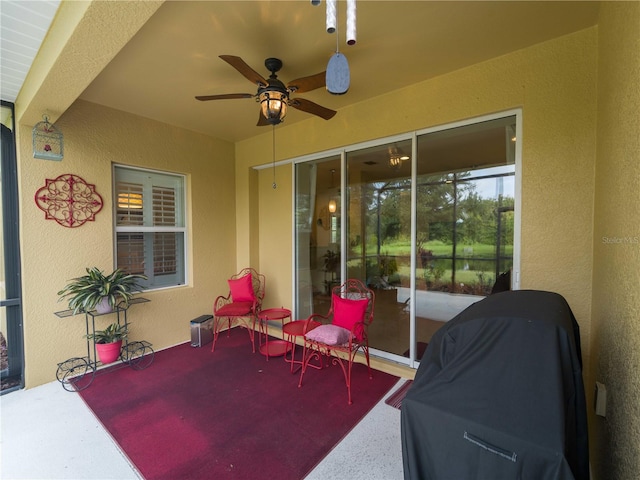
195,55,337,126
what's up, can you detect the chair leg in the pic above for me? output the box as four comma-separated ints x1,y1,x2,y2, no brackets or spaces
211,317,232,352
328,354,352,405
211,317,221,352
298,343,323,387
364,344,373,379
298,343,310,388
346,344,373,404
346,357,353,405
247,321,256,353
343,346,372,405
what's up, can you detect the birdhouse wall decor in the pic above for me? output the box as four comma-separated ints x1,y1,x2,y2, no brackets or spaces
32,115,64,161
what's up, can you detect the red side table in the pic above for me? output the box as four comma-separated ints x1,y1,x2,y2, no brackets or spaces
283,319,321,373
258,308,292,360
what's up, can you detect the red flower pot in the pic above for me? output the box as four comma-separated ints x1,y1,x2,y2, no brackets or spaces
96,340,122,364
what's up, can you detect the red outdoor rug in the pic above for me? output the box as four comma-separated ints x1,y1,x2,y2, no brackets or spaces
385,379,413,410
77,328,398,480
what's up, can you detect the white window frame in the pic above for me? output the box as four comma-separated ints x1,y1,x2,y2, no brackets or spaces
113,164,188,290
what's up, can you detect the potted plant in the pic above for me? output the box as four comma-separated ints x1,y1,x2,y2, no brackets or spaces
58,267,147,315
86,322,128,364
322,250,340,294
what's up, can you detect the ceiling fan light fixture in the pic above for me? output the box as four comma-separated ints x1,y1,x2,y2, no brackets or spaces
259,89,288,125
388,145,410,169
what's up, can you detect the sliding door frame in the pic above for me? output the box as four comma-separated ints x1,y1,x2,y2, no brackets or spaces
289,109,522,368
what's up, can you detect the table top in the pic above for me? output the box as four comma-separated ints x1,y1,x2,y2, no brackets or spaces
258,307,291,321
283,319,318,336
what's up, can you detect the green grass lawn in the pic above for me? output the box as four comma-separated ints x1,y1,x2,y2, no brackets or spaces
349,240,511,292
372,240,513,258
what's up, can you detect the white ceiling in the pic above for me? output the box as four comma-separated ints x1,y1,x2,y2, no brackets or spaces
0,0,60,103
2,1,601,143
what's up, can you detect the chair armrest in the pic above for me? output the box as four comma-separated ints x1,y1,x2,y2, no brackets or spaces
298,319,322,337
252,297,262,314
302,315,326,335
347,318,368,344
307,312,331,324
213,294,232,313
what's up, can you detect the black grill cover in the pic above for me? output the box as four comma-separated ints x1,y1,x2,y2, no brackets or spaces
401,290,589,480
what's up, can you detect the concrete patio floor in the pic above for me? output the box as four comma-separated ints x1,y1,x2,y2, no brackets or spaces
1,377,407,479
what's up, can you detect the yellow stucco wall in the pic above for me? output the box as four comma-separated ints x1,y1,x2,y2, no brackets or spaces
11,4,640,476
590,2,640,479
256,165,293,309
237,27,597,366
18,100,236,387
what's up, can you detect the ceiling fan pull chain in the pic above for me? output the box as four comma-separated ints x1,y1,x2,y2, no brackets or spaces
272,125,277,189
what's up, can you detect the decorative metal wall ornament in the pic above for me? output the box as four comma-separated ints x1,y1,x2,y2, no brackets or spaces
32,115,64,161
34,174,104,228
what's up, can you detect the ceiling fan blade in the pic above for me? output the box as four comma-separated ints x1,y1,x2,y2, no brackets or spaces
195,93,254,101
290,98,337,120
219,55,268,87
287,72,326,93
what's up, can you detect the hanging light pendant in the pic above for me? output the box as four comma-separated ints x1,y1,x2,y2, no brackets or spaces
328,168,337,212
259,89,288,125
259,58,289,125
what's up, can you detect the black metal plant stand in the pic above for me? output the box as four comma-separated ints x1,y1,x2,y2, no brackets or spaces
54,297,154,391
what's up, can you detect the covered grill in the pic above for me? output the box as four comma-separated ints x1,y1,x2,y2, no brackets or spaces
401,290,589,480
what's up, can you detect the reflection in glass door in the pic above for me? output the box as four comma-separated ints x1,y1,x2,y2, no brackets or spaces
413,116,516,360
345,140,413,358
293,113,518,366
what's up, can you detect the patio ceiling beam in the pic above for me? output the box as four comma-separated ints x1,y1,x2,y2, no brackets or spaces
16,0,164,127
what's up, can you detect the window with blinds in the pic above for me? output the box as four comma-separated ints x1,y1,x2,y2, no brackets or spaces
114,166,186,289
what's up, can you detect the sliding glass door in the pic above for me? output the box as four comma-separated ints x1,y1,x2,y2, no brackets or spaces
344,140,413,357
412,116,516,361
294,155,341,319
294,112,518,365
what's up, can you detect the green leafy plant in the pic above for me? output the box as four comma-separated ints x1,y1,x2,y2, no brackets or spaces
322,250,340,273
379,253,398,277
85,322,128,344
58,267,147,314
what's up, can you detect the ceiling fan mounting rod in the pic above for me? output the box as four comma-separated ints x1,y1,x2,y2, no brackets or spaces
265,57,283,75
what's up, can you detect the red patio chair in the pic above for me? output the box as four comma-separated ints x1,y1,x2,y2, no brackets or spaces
298,279,375,404
211,268,265,353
